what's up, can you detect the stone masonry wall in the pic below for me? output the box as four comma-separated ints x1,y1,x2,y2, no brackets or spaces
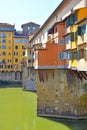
37,69,87,119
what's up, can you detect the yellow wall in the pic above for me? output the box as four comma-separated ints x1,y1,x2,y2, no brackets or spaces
13,37,28,71
0,31,14,72
0,29,28,72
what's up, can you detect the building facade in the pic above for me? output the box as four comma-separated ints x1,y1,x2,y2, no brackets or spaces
0,23,29,81
29,0,87,119
21,22,40,36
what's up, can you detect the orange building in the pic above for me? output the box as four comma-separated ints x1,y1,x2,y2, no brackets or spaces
33,21,68,69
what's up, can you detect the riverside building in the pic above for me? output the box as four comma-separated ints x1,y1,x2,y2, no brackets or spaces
0,23,28,81
28,0,87,119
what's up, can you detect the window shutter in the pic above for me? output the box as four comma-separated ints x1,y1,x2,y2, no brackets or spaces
74,13,78,23
76,50,80,60
71,32,74,42
77,26,81,35
70,15,73,25
81,24,86,35
67,52,72,60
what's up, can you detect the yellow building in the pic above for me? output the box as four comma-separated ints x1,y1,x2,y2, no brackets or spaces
14,33,28,72
0,23,14,72
65,8,87,70
0,23,29,81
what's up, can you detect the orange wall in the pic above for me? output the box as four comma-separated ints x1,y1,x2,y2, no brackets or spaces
38,43,67,67
78,8,87,21
38,43,58,66
38,22,67,67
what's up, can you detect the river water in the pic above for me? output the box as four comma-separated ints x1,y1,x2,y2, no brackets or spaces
0,88,86,130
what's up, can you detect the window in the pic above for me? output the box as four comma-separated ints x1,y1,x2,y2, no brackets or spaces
15,58,18,62
77,24,86,35
22,52,25,55
59,39,64,44
15,46,18,49
33,26,35,30
2,39,6,43
65,35,70,44
1,27,14,31
8,53,11,56
14,52,18,55
8,59,12,62
66,13,78,27
59,52,67,60
81,24,86,35
8,65,12,68
1,33,6,38
24,39,28,43
2,65,6,68
2,52,6,55
22,46,25,49
28,26,30,32
2,45,6,49
2,59,6,64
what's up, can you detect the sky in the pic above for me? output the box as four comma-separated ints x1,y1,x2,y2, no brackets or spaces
0,0,62,30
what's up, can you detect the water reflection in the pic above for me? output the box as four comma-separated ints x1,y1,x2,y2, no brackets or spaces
44,117,87,130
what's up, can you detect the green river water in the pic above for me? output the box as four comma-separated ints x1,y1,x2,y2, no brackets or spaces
0,88,87,130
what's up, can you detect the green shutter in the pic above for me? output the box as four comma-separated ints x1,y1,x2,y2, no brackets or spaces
69,52,72,60
77,26,81,35
81,24,86,35
74,13,78,23
70,15,73,25
71,32,74,42
76,50,80,60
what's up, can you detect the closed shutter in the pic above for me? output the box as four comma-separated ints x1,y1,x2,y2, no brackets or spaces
71,32,74,42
